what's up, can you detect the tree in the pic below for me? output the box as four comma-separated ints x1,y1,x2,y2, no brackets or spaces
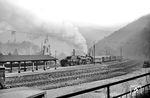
0,52,3,55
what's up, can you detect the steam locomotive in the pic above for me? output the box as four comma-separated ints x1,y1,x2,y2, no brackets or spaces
60,55,93,67
60,55,122,67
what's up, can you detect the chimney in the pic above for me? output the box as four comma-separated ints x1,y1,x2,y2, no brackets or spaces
73,49,75,56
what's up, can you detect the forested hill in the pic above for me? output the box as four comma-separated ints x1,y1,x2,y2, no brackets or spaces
95,14,150,60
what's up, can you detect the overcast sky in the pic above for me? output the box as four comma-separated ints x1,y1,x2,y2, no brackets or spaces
0,0,150,55
9,0,150,26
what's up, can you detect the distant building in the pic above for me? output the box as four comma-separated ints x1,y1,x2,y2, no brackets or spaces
42,36,51,55
13,49,19,55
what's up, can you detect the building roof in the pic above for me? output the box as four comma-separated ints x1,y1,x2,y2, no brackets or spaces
0,55,57,62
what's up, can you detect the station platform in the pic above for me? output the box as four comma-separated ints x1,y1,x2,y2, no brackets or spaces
5,63,106,78
5,60,125,78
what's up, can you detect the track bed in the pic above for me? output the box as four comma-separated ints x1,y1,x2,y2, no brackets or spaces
5,60,142,90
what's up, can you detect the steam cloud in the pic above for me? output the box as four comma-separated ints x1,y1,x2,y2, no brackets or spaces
0,0,88,54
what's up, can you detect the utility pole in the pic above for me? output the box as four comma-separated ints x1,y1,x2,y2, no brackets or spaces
93,41,96,65
105,49,107,55
120,47,123,61
55,50,57,70
55,50,56,58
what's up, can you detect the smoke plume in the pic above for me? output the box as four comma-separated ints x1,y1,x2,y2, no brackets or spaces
0,0,88,54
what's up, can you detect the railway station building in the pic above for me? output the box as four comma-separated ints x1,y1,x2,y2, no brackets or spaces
0,55,57,73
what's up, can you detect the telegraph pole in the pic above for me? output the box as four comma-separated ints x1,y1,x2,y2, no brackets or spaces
55,50,57,70
105,49,107,55
120,47,123,61
93,41,96,65
55,50,56,58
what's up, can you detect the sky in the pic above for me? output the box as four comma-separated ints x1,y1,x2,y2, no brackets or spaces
9,0,150,26
0,0,150,55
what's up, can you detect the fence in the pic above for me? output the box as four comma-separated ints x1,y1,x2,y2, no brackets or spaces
57,72,150,98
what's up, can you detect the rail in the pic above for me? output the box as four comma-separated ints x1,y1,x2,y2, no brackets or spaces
57,72,150,98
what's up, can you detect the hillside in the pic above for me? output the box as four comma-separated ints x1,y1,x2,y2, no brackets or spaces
78,26,114,47
95,14,150,60
0,41,40,55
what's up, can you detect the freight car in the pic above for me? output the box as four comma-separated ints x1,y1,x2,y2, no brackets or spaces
143,60,150,68
96,55,122,63
103,55,119,62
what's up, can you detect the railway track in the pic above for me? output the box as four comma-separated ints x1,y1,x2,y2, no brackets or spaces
6,60,141,90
